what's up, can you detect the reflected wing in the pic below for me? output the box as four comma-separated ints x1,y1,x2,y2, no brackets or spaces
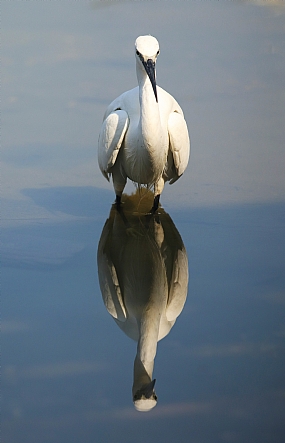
166,247,189,322
97,220,127,322
99,258,127,322
98,110,129,180
168,112,190,184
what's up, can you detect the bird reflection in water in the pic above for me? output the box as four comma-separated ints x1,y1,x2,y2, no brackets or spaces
97,191,188,411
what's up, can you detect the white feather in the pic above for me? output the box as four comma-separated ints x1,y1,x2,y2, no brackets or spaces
98,35,190,211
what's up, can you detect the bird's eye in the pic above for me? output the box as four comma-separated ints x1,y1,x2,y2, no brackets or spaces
136,50,140,56
156,50,160,56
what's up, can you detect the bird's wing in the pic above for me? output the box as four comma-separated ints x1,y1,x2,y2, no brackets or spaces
167,111,190,184
99,257,127,322
165,247,189,322
97,219,127,322
98,110,129,180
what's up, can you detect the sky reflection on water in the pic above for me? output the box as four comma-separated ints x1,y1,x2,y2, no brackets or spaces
3,194,285,442
2,0,285,442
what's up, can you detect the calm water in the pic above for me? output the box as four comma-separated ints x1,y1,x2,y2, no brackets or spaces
2,1,285,442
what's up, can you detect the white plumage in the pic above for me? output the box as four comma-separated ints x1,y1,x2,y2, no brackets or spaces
98,35,190,213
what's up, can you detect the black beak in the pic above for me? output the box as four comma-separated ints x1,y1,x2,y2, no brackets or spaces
142,59,158,102
143,379,156,398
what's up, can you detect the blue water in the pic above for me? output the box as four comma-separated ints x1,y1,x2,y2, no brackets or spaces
2,186,285,442
2,0,285,441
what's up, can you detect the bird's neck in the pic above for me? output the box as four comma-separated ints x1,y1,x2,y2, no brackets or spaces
132,307,161,394
137,66,162,147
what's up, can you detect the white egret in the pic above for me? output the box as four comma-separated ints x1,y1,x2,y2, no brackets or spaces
97,192,189,411
98,35,190,213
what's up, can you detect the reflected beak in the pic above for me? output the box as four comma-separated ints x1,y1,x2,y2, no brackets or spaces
142,59,158,102
143,379,156,398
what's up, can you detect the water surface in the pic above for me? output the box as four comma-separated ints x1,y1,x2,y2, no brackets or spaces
2,1,285,442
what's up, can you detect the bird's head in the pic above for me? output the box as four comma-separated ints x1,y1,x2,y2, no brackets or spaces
135,35,160,102
133,379,157,412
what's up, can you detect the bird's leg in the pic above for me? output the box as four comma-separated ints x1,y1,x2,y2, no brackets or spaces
150,178,164,214
112,165,127,211
150,194,160,214
115,195,122,211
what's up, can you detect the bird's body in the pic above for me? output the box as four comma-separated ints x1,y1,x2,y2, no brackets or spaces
97,195,189,411
101,86,169,186
98,35,190,212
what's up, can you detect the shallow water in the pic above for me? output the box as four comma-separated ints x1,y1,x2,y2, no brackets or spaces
2,1,285,442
